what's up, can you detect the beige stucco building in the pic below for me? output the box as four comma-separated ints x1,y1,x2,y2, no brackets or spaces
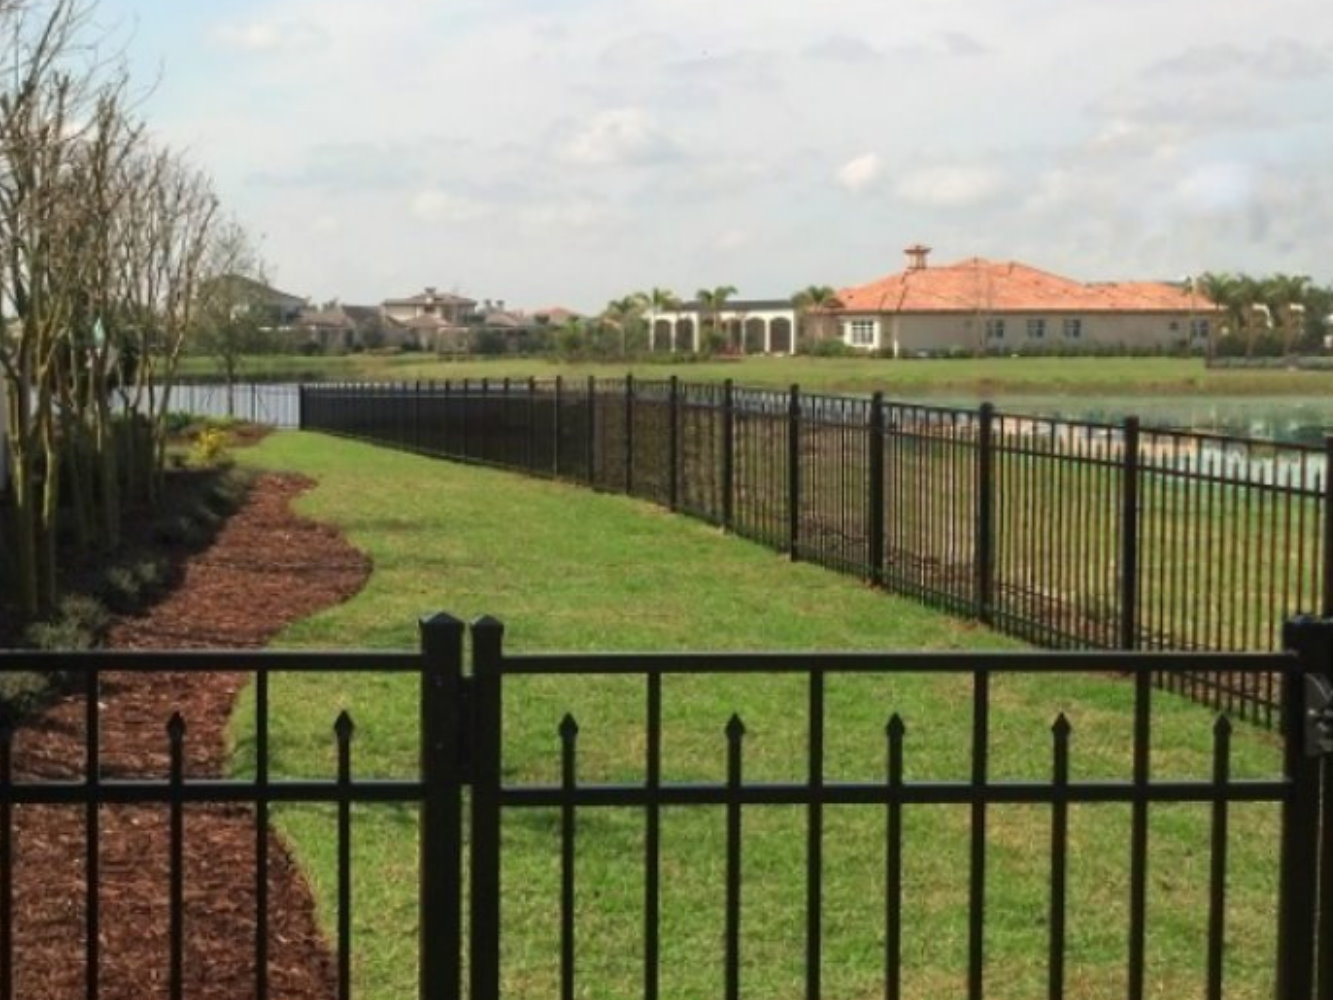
823,246,1217,355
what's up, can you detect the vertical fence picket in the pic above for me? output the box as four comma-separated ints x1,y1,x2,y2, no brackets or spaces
976,403,995,623
1121,417,1141,650
470,617,505,1000
560,714,579,1000
869,392,885,587
788,384,801,561
724,714,745,1000
722,379,735,531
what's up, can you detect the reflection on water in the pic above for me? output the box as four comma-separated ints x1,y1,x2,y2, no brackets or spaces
920,394,1333,446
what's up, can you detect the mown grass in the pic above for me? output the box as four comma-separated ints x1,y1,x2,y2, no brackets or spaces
177,351,1333,397
234,431,1285,1000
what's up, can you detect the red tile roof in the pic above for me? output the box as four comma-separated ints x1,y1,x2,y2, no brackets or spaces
837,258,1213,314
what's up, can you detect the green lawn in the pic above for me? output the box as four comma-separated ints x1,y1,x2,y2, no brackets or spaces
234,431,1285,1000
179,351,1333,397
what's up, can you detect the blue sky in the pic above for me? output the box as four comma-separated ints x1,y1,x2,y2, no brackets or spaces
94,0,1333,312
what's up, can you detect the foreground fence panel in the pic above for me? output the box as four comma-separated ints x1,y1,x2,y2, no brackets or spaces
4,615,1333,998
302,379,1333,729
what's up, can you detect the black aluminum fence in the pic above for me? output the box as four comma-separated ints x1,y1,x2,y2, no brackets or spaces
4,616,1333,998
301,378,1333,730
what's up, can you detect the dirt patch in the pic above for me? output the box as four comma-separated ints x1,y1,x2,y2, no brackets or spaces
7,472,371,999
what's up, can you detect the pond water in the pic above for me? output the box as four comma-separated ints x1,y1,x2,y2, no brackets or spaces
911,394,1333,446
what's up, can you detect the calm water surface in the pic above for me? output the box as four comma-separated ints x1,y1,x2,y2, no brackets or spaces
914,394,1333,446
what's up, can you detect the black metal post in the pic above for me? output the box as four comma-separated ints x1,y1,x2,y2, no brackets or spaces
625,374,635,496
553,376,563,478
1121,417,1141,650
869,391,886,586
419,613,465,1000
1323,437,1333,617
413,380,422,453
297,385,307,431
788,383,801,561
587,375,597,486
527,377,537,473
668,376,680,512
722,379,735,530
1276,617,1330,1000
976,403,995,623
470,617,505,1000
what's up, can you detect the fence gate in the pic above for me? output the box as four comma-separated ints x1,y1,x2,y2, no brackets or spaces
415,614,1333,1000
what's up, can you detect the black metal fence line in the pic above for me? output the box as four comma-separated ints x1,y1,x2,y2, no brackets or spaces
299,378,1333,729
2,615,1333,999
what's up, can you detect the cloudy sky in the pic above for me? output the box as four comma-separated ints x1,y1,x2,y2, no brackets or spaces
94,0,1333,311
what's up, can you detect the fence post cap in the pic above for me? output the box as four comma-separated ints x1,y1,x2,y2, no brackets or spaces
419,611,465,633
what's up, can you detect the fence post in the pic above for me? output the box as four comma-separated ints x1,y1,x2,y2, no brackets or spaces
297,384,307,431
788,383,801,561
553,375,563,478
413,381,422,452
668,375,680,512
460,379,469,458
625,374,635,496
527,377,537,473
1276,616,1332,1000
502,378,511,467
976,403,995,624
587,375,597,486
1323,436,1333,616
469,617,505,1000
419,612,465,1000
868,391,885,586
722,379,735,531
1120,417,1141,650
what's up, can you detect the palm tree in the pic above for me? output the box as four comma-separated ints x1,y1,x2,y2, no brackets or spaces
1260,273,1311,356
791,285,843,346
696,285,737,353
602,293,648,357
1196,272,1246,360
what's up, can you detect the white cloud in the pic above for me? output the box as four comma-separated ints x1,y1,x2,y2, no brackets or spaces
895,166,1004,208
1175,162,1254,213
212,18,328,53
835,153,882,194
714,228,749,251
409,190,490,224
559,109,679,167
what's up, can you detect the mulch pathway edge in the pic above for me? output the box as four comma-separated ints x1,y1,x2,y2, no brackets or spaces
7,471,372,1000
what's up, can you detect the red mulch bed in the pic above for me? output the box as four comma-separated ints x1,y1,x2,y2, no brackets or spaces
7,472,371,999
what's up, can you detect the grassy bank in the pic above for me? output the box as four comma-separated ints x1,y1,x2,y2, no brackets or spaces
236,432,1284,1000
177,352,1333,398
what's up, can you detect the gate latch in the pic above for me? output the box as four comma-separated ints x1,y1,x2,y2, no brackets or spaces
1305,674,1333,757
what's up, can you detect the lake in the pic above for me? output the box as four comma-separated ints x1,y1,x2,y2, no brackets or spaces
912,394,1333,446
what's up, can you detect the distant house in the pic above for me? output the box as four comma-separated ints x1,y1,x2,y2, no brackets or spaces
290,303,405,352
382,287,476,326
823,245,1216,355
645,299,799,355
203,274,308,328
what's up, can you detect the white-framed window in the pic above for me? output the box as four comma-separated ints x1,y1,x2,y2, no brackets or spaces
985,318,1005,340
1062,318,1082,339
1190,318,1210,341
845,318,878,347
1027,318,1046,339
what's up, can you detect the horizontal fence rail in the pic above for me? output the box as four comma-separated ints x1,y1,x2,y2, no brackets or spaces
302,379,1333,730
3,614,1333,998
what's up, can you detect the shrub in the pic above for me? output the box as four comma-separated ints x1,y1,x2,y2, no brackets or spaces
802,338,853,357
189,426,230,467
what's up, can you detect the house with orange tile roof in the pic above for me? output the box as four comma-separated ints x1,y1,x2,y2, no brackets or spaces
821,245,1217,355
